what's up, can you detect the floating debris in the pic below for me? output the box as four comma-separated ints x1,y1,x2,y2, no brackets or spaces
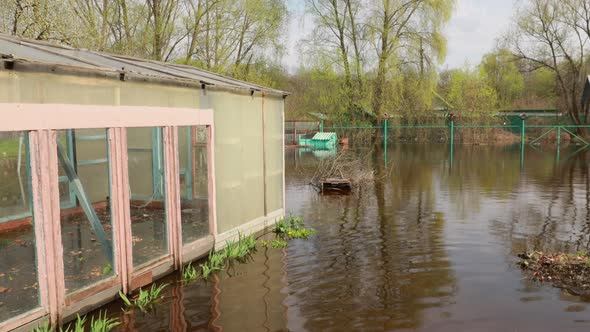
319,178,352,194
518,251,590,296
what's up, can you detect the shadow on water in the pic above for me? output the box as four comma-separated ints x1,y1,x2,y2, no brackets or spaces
7,143,590,331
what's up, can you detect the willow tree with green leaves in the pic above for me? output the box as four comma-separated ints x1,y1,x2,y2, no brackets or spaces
439,66,499,117
303,0,455,122
304,0,369,118
369,0,455,117
479,49,525,109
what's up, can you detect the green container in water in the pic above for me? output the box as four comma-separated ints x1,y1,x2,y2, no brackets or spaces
298,132,338,149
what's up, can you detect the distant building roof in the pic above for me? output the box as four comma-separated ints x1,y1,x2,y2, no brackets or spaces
0,33,288,96
498,109,562,117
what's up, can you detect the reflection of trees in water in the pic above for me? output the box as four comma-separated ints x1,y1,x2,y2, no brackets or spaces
389,144,590,255
282,145,457,331
114,145,590,332
496,148,590,254
385,144,590,255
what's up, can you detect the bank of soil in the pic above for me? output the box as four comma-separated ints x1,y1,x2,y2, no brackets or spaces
518,251,590,297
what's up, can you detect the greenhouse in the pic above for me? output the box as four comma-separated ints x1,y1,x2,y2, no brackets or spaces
0,33,286,331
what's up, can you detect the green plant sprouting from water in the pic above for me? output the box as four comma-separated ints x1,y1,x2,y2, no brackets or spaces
200,251,225,279
262,239,288,248
31,321,53,332
31,312,119,332
62,315,86,332
222,233,257,260
89,311,120,332
180,233,260,283
273,215,316,240
181,261,200,282
118,283,168,312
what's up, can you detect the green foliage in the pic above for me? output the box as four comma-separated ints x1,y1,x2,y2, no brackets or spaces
529,68,557,100
439,65,499,117
32,312,118,332
222,234,257,260
89,311,120,332
31,321,53,332
200,251,225,279
118,283,168,312
31,315,85,332
101,263,112,276
193,234,259,280
62,315,86,332
0,139,21,160
118,290,132,307
181,262,199,283
479,50,525,108
274,215,316,240
274,239,288,248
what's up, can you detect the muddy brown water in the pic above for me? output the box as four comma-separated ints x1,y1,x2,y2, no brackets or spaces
6,143,590,331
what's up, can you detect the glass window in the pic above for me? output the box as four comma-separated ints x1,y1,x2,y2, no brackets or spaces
57,129,115,293
127,127,168,267
179,126,210,244
0,131,39,321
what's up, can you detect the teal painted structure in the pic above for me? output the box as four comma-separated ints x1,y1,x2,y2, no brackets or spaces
298,132,338,149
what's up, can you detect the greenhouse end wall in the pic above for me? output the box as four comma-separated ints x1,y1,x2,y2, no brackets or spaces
0,69,285,331
0,70,285,234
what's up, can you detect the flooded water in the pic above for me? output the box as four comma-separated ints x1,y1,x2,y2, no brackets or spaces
39,144,590,330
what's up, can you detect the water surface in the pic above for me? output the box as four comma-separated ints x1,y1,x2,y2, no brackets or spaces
97,143,590,331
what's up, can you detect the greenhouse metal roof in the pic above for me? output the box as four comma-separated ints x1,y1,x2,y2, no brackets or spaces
0,33,287,96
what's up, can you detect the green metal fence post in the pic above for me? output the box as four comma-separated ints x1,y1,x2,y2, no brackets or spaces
383,118,388,165
383,118,388,146
449,116,454,168
556,126,561,163
520,115,526,169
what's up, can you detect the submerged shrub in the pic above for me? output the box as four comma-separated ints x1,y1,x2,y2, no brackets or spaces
269,239,288,248
196,233,258,280
273,215,316,240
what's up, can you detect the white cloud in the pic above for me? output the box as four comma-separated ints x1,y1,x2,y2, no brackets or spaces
442,0,517,68
283,1,312,72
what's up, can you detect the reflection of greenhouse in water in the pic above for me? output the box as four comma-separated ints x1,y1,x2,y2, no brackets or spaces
0,33,286,331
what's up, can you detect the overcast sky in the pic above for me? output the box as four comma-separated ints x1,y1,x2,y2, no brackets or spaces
284,0,518,71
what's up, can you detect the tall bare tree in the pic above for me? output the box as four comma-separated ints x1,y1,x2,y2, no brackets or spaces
307,0,355,114
506,0,590,126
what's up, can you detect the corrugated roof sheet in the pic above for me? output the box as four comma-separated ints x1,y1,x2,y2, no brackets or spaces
312,132,337,141
0,33,287,96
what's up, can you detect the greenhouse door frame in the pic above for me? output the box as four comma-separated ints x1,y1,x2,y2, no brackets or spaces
0,103,215,330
